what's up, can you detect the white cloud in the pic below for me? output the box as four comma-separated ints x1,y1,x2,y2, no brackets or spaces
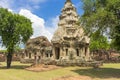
0,0,13,9
0,0,58,49
46,16,59,36
0,0,47,12
0,47,6,50
19,9,58,41
8,9,13,12
0,43,6,50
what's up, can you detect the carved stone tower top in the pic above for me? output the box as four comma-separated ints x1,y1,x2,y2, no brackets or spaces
58,0,79,28
52,0,83,42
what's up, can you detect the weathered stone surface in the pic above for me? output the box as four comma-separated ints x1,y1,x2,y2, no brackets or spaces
21,36,52,63
51,0,90,61
20,0,95,66
91,49,120,63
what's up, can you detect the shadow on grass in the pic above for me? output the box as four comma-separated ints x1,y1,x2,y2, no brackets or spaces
0,65,30,69
72,68,120,79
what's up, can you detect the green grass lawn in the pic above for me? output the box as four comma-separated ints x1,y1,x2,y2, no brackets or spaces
0,62,120,80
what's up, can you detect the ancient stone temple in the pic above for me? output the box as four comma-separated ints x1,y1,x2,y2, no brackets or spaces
20,36,52,63
51,0,91,61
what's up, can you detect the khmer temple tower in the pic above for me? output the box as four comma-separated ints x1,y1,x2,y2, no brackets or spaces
51,0,91,61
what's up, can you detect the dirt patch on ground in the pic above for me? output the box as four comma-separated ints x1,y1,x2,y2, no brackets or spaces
53,75,92,80
25,64,61,72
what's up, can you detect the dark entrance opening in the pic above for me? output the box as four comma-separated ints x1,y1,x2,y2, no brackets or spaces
46,54,49,57
55,47,60,59
66,49,68,56
85,47,87,56
76,49,79,56
29,53,31,58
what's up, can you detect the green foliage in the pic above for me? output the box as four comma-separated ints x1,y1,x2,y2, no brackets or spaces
14,45,22,53
81,0,120,50
90,30,110,51
0,8,33,68
0,8,33,50
113,38,120,51
0,50,7,53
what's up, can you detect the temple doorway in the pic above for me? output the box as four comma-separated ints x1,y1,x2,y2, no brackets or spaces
76,49,79,56
55,47,60,59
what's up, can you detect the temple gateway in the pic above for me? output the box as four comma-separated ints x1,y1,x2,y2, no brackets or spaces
51,0,91,61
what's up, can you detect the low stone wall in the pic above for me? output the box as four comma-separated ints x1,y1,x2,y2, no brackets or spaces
0,55,20,62
91,50,120,63
0,54,5,62
20,59,35,63
40,58,57,65
39,58,103,68
56,60,103,67
104,57,120,63
93,56,120,63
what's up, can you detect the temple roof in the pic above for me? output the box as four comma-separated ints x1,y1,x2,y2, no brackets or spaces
58,0,79,27
52,0,85,43
26,36,51,50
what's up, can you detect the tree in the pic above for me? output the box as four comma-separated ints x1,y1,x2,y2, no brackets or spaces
90,30,110,51
81,0,120,50
14,45,22,53
0,8,33,68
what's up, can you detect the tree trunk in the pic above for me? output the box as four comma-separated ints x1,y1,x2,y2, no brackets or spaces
7,52,12,68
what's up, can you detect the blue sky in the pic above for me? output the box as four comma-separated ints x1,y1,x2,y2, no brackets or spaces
33,0,84,20
8,0,83,20
0,0,83,49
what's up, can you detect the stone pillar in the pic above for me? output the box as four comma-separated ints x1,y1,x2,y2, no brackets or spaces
86,46,90,61
48,53,50,58
60,47,63,59
81,47,85,57
63,48,66,57
52,47,56,59
81,47,86,61
79,49,81,57
42,51,45,59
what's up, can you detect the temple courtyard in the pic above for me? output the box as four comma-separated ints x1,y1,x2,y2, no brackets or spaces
0,62,120,80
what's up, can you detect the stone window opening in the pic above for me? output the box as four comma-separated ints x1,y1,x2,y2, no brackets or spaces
76,49,79,56
85,47,87,56
26,53,28,57
38,56,41,60
46,53,49,57
29,53,31,58
66,49,68,56
21,54,24,58
55,47,60,59
34,53,37,60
